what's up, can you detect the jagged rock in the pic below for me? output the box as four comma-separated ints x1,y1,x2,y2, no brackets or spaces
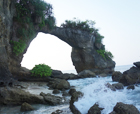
88,104,104,114
112,71,122,82
40,92,64,105
78,70,96,78
0,87,44,105
112,83,124,90
53,89,60,94
70,91,83,114
134,62,140,68
110,102,140,114
119,66,140,86
20,102,34,111
127,85,135,90
105,83,116,91
69,88,76,96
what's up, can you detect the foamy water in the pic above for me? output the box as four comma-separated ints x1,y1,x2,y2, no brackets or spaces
68,76,140,114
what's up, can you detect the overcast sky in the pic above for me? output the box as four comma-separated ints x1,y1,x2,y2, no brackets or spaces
21,0,140,72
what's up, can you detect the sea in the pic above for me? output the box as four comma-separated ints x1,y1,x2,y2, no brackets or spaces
1,64,140,114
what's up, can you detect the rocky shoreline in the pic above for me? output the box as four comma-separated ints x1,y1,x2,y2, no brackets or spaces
0,62,140,114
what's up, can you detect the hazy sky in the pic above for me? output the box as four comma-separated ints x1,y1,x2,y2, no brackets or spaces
21,0,140,71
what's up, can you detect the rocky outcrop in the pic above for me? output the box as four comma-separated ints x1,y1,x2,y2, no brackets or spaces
70,91,83,114
0,87,44,105
112,83,124,90
119,64,140,86
78,70,96,78
0,0,115,84
40,92,64,105
88,104,104,114
109,102,140,114
112,71,122,82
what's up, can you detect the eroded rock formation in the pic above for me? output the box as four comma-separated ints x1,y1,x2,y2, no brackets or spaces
0,0,115,84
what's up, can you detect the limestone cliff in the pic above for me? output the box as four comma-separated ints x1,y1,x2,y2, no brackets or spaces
0,0,115,85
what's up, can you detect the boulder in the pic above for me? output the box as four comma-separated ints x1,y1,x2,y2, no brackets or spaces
134,62,140,68
98,73,107,77
112,83,124,90
53,89,60,94
20,102,34,111
112,71,122,82
119,66,140,86
56,79,70,90
110,102,140,114
0,87,44,105
51,109,63,114
78,70,96,78
127,85,135,90
40,92,64,105
88,103,104,114
105,83,116,91
69,88,76,96
70,91,83,114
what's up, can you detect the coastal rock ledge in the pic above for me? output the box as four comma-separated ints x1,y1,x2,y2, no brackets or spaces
0,0,115,86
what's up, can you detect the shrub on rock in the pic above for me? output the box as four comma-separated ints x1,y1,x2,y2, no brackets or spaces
31,64,52,77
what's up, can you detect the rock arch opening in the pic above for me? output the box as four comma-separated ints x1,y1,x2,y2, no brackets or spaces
21,32,76,73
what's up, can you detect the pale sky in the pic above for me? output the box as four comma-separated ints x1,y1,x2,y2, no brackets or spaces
21,0,140,72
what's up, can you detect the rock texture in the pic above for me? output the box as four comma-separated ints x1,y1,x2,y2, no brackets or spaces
109,102,140,114
119,65,140,86
112,71,122,82
0,0,115,84
88,104,104,114
0,87,44,105
20,102,34,111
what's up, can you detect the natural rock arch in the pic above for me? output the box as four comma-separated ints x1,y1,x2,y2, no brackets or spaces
0,0,115,85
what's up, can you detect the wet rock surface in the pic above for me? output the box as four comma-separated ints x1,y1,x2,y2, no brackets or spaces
112,83,124,90
69,91,83,114
88,103,104,114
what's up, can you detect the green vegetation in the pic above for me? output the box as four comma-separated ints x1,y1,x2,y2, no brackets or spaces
96,49,114,60
10,40,26,56
11,0,55,56
61,19,104,43
30,64,52,77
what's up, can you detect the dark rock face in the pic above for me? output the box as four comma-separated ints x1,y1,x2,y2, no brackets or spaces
134,62,140,68
69,88,76,96
112,71,122,82
119,66,140,86
20,102,34,111
88,104,104,114
0,87,44,105
40,92,64,105
70,91,83,114
110,102,140,114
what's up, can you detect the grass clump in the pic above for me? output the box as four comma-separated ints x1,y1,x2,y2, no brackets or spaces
30,64,52,77
96,49,114,60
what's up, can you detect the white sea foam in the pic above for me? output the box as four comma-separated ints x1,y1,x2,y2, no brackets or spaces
68,77,140,114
